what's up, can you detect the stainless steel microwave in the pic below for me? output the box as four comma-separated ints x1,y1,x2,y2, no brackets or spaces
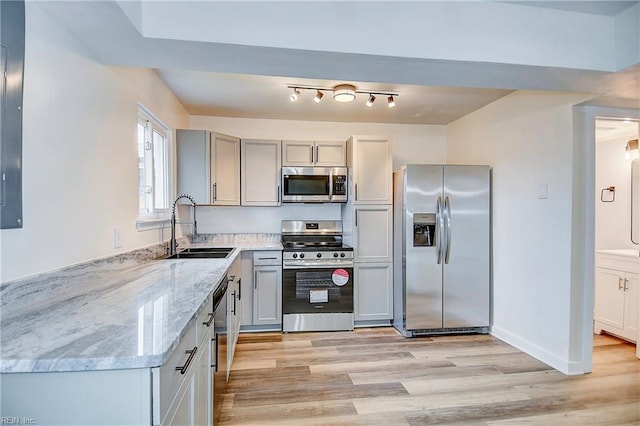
281,167,348,203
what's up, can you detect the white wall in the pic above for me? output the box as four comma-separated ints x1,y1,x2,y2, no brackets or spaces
447,91,592,373
595,138,638,250
189,116,446,234
0,3,189,282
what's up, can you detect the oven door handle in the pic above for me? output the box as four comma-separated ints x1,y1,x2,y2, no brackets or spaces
283,263,354,270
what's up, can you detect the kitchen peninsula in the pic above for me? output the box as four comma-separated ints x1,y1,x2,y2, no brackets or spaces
0,234,280,425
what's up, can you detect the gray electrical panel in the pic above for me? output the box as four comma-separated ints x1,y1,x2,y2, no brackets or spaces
0,0,25,229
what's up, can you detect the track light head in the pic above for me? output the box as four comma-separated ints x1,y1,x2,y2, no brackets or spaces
313,90,324,104
290,88,301,102
387,95,396,108
366,94,376,107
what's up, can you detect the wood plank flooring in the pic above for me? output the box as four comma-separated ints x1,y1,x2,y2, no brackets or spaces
220,328,640,425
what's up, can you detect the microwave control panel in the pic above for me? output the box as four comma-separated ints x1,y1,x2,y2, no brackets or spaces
332,175,347,195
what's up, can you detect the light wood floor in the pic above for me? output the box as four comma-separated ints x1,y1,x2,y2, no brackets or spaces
220,328,640,425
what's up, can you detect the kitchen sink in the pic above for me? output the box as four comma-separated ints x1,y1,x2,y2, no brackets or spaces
165,247,234,259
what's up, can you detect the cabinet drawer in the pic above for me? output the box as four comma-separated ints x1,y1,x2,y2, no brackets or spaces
196,294,214,344
596,254,638,274
152,322,197,424
253,251,282,266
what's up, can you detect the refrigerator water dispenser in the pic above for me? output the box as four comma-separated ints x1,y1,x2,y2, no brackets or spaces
413,213,436,247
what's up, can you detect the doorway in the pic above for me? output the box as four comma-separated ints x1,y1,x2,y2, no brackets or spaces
574,105,640,374
592,117,640,370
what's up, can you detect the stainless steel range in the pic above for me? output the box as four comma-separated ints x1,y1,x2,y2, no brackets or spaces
281,220,354,332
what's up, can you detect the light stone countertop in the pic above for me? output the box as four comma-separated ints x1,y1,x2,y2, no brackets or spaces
0,234,282,374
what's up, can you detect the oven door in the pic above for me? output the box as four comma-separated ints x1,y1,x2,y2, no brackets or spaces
282,266,353,314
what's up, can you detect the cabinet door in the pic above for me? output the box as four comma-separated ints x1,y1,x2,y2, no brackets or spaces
163,373,195,426
315,141,346,166
350,136,392,204
594,268,625,329
211,133,240,206
194,336,211,426
355,263,393,321
241,139,282,206
253,266,282,325
624,273,638,338
282,140,314,166
354,206,393,262
176,130,211,204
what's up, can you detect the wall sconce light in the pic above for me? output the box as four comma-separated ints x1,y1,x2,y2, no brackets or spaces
286,84,398,108
625,139,639,160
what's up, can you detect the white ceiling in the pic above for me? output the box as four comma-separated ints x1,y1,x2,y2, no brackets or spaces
36,0,640,125
596,119,640,143
157,70,514,125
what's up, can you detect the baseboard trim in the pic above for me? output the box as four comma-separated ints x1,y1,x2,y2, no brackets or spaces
490,326,585,376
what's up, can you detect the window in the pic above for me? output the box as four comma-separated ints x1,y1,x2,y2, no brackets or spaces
137,105,171,226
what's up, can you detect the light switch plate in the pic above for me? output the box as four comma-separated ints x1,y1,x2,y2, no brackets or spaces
537,183,548,199
113,228,121,249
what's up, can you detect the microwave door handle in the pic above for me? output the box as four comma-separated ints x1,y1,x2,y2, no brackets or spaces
328,171,333,200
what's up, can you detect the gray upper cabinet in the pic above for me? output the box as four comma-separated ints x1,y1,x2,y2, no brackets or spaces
176,130,240,205
241,139,282,206
282,140,346,167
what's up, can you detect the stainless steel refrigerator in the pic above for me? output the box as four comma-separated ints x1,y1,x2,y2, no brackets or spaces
393,164,491,336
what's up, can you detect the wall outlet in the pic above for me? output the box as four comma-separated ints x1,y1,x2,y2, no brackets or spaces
113,227,121,249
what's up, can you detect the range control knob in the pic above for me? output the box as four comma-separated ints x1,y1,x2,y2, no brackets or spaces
292,253,298,259
316,253,322,258
300,253,305,259
340,253,346,258
333,252,339,258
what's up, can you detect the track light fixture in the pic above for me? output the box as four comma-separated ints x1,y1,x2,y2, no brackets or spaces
366,94,376,107
290,88,301,102
313,90,324,104
286,84,398,109
387,95,396,108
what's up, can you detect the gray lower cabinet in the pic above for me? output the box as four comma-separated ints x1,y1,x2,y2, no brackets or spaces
254,265,282,325
354,262,393,321
240,251,282,329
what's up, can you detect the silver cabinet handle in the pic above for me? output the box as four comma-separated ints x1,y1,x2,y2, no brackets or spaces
436,196,443,265
355,210,358,227
277,185,280,204
355,183,358,201
310,146,314,164
175,346,198,375
254,271,257,289
444,196,452,264
619,277,624,290
212,183,217,201
315,145,319,164
624,278,629,291
238,278,242,300
231,291,236,315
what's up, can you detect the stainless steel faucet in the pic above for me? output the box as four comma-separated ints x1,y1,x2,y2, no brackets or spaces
169,194,197,256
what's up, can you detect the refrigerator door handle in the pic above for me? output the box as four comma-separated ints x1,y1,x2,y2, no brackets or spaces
436,196,443,264
444,195,452,264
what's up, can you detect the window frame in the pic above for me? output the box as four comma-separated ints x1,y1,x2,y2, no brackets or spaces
136,104,173,230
